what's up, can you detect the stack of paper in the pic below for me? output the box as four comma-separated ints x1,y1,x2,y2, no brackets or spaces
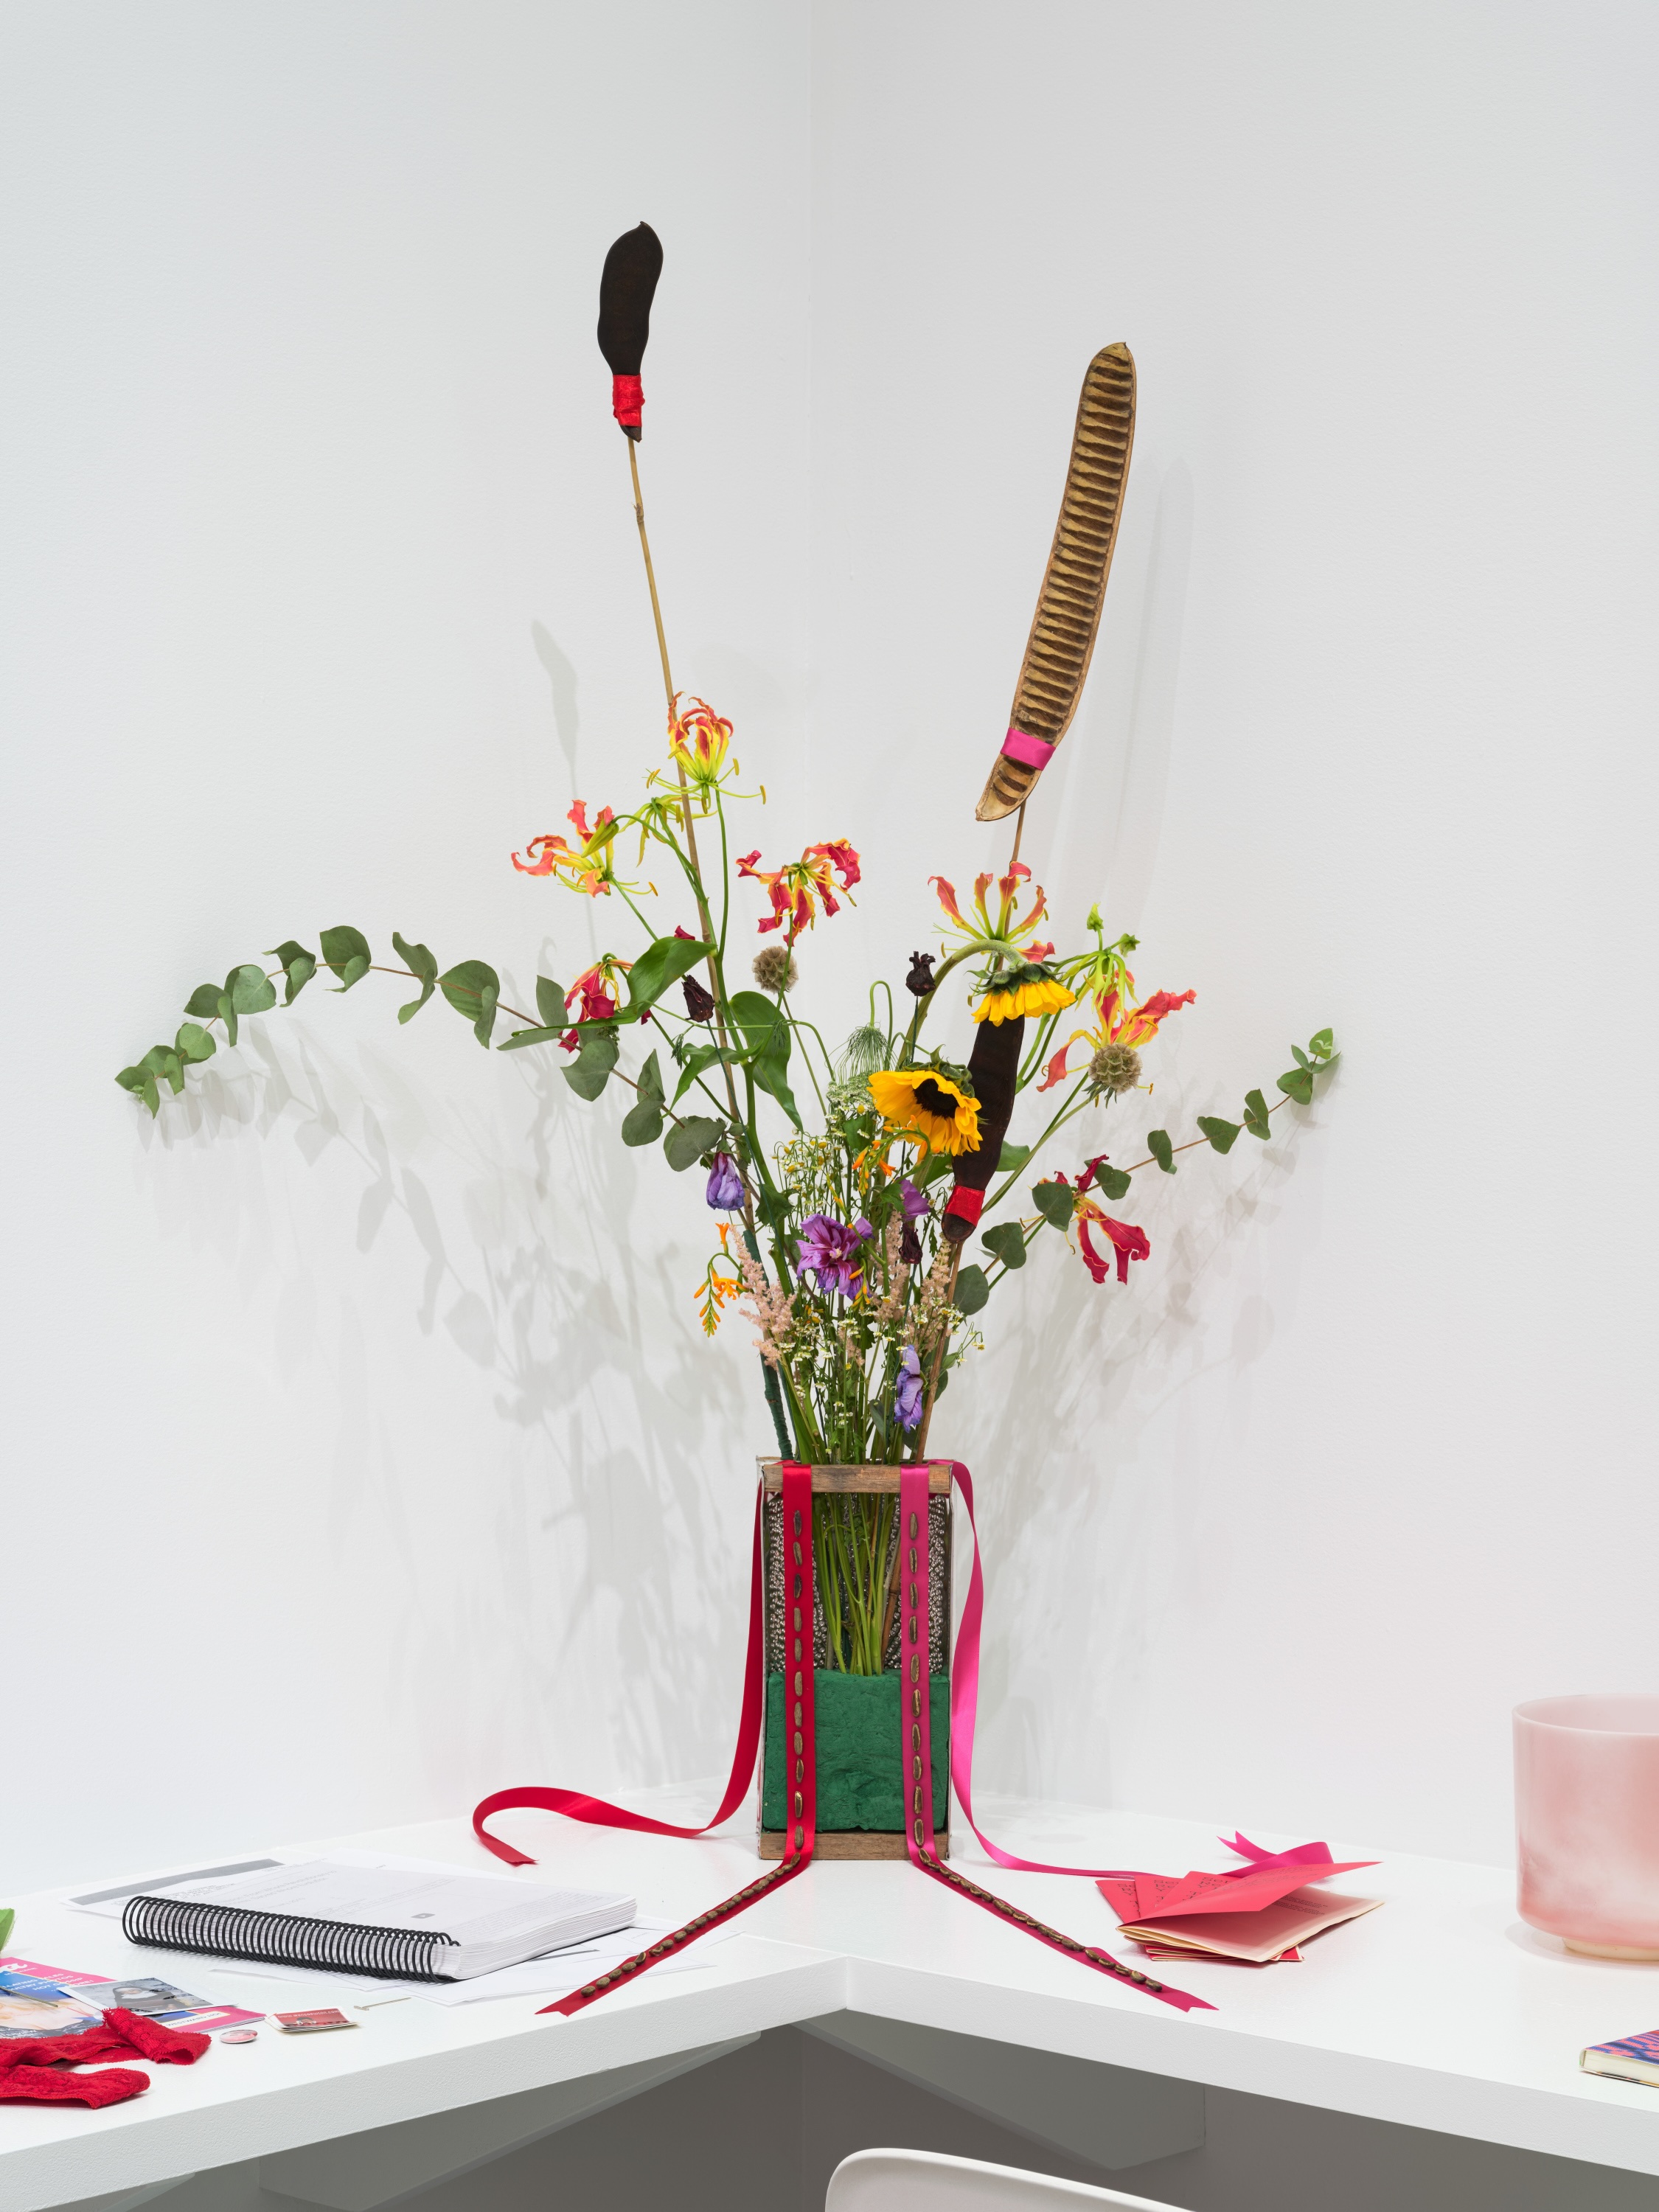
1099,1843,1382,1966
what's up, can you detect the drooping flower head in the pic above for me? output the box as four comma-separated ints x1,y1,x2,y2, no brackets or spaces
512,801,644,898
737,841,860,943
868,1068,981,1157
1054,1161,1151,1285
1037,932,1195,1091
796,1211,873,1298
558,956,633,1047
973,961,1075,1026
705,1152,745,1210
894,1345,925,1432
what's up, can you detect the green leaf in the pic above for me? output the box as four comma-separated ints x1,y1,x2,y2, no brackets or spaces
621,1096,664,1146
636,1048,664,1105
217,995,237,1048
995,1140,1032,1172
728,989,790,1062
267,939,317,1006
751,1051,803,1130
1197,1114,1242,1154
953,1264,990,1316
622,935,714,1018
142,1043,184,1096
664,1113,726,1172
1243,1087,1272,1140
562,1023,619,1099
184,984,222,1020
392,933,437,1023
0,1907,14,1953
672,1040,742,1102
1310,1027,1335,1059
1277,1068,1315,1105
498,1024,566,1052
536,975,567,1028
1147,1128,1176,1174
917,1148,958,1189
1032,1179,1074,1231
982,1221,1026,1270
439,959,501,1048
1093,1164,1133,1200
115,1063,157,1113
175,1022,215,1064
226,964,276,1017
319,925,372,992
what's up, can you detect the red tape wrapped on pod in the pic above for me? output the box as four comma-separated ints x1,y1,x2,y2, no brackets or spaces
942,1015,1023,1242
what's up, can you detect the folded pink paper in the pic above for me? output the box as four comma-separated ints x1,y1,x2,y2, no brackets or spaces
1098,1836,1378,1924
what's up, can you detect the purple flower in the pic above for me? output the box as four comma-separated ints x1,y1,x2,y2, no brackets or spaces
705,1152,745,1210
900,1178,931,1217
796,1211,872,1298
894,1346,924,1431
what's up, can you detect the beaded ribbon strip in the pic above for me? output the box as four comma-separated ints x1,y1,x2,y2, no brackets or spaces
473,1459,1211,2019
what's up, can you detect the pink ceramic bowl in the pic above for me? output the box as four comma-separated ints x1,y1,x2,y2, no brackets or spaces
1515,1694,1659,1958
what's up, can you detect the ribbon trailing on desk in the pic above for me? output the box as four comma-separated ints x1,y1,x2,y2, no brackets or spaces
472,1459,1212,2017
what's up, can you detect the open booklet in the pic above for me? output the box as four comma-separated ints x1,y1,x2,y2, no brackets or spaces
114,1859,636,1981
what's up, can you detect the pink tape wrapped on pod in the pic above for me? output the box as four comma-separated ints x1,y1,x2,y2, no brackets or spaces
999,727,1053,770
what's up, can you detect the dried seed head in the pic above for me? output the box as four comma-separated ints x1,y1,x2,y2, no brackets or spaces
1088,1041,1141,1096
753,945,799,994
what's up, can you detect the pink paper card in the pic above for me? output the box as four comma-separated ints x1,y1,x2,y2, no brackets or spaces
1099,1856,1377,1923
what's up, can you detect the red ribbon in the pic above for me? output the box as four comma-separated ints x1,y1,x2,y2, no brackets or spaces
611,374,644,428
473,1459,1211,2017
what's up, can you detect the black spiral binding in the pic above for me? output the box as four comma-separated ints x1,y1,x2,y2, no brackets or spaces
121,1893,455,1980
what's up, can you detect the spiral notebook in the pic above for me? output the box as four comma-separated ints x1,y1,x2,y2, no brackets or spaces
120,1859,635,1982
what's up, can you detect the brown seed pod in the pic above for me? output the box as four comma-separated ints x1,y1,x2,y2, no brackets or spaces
976,344,1136,821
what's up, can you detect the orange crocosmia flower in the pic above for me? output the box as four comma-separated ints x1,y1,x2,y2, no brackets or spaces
512,801,624,897
737,841,861,942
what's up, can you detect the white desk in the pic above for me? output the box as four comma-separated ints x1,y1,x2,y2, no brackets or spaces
5,1800,1659,2212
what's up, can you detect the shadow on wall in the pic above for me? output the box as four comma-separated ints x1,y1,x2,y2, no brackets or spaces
132,941,762,1795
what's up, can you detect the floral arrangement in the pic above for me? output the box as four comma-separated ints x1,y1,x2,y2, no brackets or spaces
116,227,1338,1680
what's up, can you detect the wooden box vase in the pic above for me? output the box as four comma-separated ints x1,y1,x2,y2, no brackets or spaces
758,1460,952,1860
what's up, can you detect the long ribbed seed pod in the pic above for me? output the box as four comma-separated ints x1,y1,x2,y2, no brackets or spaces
975,344,1136,821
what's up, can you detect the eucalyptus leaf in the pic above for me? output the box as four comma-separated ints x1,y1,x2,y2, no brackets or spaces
319,925,372,992
1243,1087,1272,1140
953,1264,990,1316
536,975,567,1027
636,1048,664,1105
1147,1129,1176,1174
141,1044,184,1096
664,1113,726,1172
1032,1179,1074,1231
439,959,501,1048
1197,1114,1242,1154
184,984,222,1020
982,1221,1026,1270
226,964,276,1017
1277,1068,1315,1105
995,1140,1031,1172
1092,1164,1133,1200
392,933,437,1023
267,939,318,1006
621,1096,664,1146
175,1022,215,1064
561,1022,619,1099
1310,1028,1335,1058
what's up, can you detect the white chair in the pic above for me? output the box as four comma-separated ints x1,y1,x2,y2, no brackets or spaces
827,2148,1180,2212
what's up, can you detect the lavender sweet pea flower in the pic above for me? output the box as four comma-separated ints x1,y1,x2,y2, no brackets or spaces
899,1178,931,1217
796,1211,873,1298
894,1346,925,1431
705,1152,745,1210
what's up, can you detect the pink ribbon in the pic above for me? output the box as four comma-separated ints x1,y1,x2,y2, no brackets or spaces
999,726,1052,769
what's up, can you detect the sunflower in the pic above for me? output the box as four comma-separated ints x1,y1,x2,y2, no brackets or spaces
974,962,1076,1025
868,1068,981,1156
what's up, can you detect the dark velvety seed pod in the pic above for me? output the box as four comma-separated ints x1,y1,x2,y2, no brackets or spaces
943,1014,1024,1239
597,223,664,378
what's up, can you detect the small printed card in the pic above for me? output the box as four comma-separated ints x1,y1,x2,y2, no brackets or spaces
274,2007,358,2034
1582,2031,1659,2088
0,1958,262,2035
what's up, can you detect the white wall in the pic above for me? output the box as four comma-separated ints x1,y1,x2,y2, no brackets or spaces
4,0,1657,1893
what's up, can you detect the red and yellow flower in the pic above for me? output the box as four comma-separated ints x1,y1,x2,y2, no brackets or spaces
737,841,860,942
558,956,633,1047
661,693,741,813
1037,942,1194,1092
930,861,1053,957
1054,1162,1151,1286
513,801,636,897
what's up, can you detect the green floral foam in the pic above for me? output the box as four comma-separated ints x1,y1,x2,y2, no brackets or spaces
762,1671,950,1832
